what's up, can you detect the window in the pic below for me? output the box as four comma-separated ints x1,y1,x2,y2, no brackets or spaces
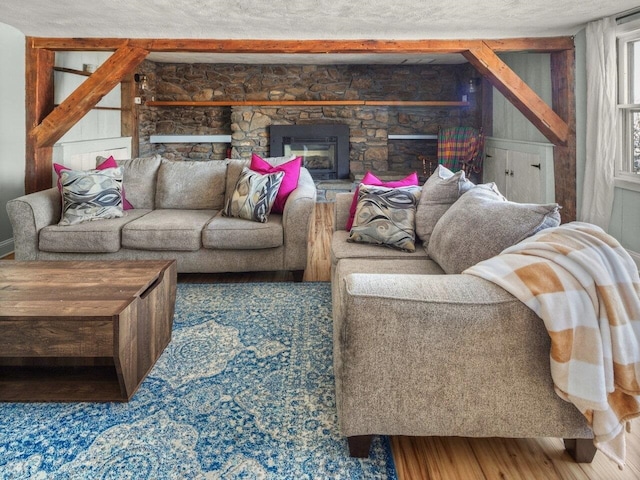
618,22,640,181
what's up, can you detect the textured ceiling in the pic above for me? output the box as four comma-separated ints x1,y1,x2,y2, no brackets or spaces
0,0,636,64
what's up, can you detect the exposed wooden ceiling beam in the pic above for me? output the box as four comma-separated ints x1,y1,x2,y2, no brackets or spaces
463,42,569,146
485,37,573,53
31,45,148,148
29,36,573,53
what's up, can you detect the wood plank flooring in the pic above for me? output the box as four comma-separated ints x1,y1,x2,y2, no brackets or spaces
3,202,639,478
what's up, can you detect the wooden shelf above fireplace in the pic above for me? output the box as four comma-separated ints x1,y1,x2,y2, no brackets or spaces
145,100,470,107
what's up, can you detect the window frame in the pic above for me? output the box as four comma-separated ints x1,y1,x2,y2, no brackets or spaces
616,20,640,188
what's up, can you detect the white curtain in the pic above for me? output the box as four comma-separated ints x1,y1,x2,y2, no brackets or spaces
580,17,617,230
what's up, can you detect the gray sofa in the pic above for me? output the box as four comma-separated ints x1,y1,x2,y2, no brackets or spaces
7,155,316,278
330,191,595,461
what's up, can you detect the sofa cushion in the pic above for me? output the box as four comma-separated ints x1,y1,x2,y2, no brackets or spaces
58,167,124,226
155,159,227,210
415,165,474,244
332,230,428,265
122,209,217,251
334,257,444,279
111,155,162,209
428,184,561,274
203,211,283,250
348,184,422,252
223,167,284,223
39,209,152,253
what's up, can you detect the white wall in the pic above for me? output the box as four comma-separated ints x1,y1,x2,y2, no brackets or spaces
55,51,121,142
0,22,25,257
492,53,552,143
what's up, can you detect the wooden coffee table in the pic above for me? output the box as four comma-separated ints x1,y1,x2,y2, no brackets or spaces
0,260,177,402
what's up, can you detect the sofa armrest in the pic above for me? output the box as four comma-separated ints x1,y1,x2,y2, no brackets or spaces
334,192,353,232
6,188,61,260
334,272,590,439
282,167,317,271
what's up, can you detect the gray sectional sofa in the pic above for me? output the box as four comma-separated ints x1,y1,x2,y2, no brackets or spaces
330,189,595,461
7,155,316,278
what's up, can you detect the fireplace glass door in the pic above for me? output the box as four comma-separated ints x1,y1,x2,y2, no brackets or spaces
283,137,337,179
270,124,350,180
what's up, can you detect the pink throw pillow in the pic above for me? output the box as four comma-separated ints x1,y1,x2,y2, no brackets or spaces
54,156,134,210
345,171,419,230
250,153,302,213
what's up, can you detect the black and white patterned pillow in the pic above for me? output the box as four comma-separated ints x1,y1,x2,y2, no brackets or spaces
223,167,284,223
58,167,124,226
348,184,422,252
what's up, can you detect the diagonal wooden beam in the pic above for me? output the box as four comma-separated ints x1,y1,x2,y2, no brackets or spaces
463,42,569,146
31,45,148,148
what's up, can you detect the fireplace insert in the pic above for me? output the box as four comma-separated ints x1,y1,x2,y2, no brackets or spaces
269,124,349,180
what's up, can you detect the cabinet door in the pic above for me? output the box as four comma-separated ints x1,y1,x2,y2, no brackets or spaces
508,151,544,204
483,146,508,196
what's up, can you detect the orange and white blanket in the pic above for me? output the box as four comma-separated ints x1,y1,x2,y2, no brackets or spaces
464,222,640,468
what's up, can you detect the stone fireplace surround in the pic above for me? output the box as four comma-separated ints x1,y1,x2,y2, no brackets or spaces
138,61,481,178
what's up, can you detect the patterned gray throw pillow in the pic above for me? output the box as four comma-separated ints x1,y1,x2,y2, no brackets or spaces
58,167,124,226
348,184,422,252
224,167,284,223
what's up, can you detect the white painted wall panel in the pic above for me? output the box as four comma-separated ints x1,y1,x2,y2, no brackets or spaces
0,23,25,257
492,53,552,144
55,51,121,144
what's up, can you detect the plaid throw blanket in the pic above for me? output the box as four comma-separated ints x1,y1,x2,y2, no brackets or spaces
437,126,483,173
464,222,640,468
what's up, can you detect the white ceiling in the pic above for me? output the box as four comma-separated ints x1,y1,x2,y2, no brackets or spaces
0,0,637,64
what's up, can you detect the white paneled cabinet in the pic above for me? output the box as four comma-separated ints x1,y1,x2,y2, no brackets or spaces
483,137,555,204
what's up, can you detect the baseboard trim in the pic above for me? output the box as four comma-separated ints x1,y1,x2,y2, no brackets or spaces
0,238,14,258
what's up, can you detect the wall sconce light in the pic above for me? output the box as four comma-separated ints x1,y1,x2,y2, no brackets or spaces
468,77,481,94
134,73,148,91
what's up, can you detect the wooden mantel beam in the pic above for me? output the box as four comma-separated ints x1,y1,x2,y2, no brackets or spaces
29,36,573,54
463,42,569,146
31,45,148,148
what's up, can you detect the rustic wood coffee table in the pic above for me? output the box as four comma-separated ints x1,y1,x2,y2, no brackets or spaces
0,260,177,402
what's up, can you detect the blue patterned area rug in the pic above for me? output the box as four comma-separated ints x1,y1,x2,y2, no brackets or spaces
0,282,397,479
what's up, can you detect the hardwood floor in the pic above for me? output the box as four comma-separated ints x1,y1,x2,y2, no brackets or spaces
4,203,639,478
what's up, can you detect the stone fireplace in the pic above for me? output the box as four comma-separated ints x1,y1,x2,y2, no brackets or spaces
138,62,482,178
269,124,350,180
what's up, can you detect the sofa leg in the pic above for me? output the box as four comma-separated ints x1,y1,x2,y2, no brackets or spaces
292,270,304,282
564,438,597,463
348,435,373,458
